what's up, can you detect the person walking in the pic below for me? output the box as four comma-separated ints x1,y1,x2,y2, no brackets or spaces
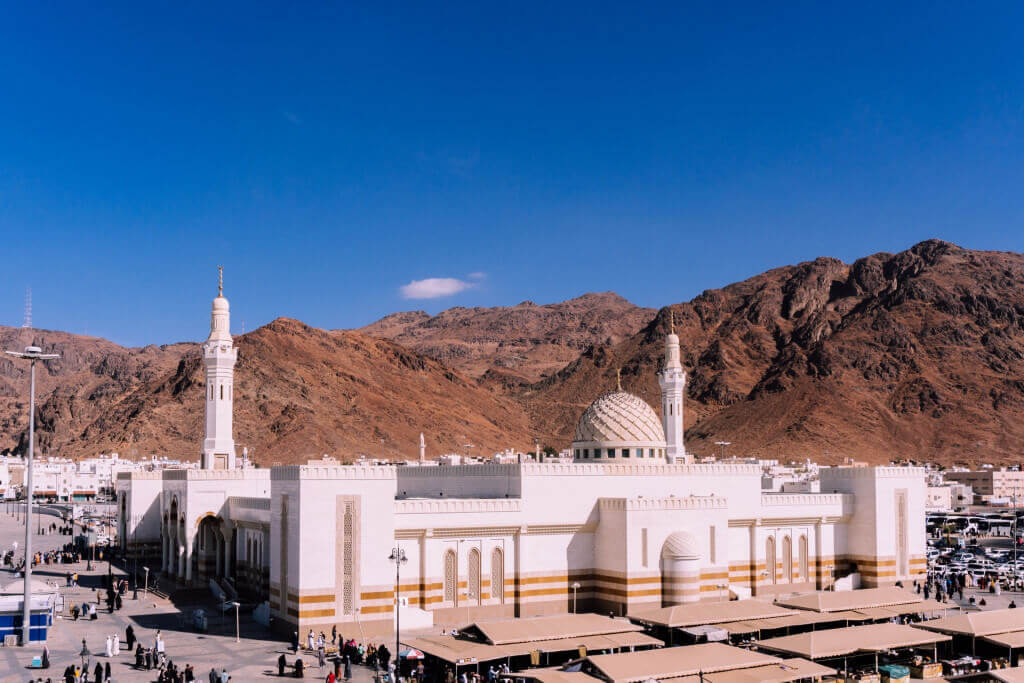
307,630,315,651
208,668,218,683
104,662,111,682
113,634,120,656
279,653,288,676
292,632,300,653
318,646,326,669
331,625,337,646
344,656,351,681
94,661,104,682
105,635,113,658
126,625,135,651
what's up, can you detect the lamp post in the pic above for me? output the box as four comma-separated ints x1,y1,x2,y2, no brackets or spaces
713,441,731,461
143,567,150,599
571,582,581,613
4,345,60,646
389,546,407,678
79,639,90,671
228,600,240,642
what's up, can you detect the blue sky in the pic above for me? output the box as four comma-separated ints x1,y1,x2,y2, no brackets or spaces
1,3,1022,347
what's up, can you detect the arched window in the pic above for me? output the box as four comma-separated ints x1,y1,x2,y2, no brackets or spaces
799,535,809,583
444,550,457,605
468,548,481,605
220,384,224,400
491,548,504,604
765,536,776,585
782,536,793,583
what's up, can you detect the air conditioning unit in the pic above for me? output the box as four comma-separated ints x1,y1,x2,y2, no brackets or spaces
4,634,17,647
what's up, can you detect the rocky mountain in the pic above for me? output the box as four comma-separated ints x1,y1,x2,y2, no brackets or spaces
523,240,1024,465
0,319,533,463
2,240,1022,466
357,292,655,383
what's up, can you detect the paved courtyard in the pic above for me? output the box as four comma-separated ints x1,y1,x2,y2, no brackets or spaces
0,508,381,682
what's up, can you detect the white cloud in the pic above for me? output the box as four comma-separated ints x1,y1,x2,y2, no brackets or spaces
467,272,486,281
400,277,477,299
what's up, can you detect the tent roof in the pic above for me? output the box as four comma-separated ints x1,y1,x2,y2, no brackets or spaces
755,623,950,659
466,614,642,646
401,631,661,665
774,587,928,613
992,667,1024,683
583,643,781,682
702,658,837,683
917,608,1024,637
628,600,794,628
984,631,1024,650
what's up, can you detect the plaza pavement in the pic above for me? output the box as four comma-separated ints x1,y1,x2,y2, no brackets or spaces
0,509,380,682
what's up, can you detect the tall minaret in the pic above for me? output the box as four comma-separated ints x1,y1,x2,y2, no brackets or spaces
658,311,688,464
418,433,426,464
201,266,238,470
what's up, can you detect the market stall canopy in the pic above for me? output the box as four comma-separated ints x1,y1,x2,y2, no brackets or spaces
755,623,951,659
917,608,1024,637
695,658,836,683
716,610,868,634
774,587,928,613
581,643,782,682
401,631,661,665
628,600,795,628
463,614,644,646
992,667,1024,683
984,631,1024,650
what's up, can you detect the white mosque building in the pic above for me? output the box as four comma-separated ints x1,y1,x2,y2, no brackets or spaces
117,275,926,636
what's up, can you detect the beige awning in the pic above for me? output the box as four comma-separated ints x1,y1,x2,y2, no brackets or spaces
468,614,643,645
628,600,795,628
401,630,662,665
717,610,864,634
703,658,837,683
774,587,929,613
583,643,782,682
992,667,1024,683
755,623,951,659
984,631,1024,650
917,608,1024,637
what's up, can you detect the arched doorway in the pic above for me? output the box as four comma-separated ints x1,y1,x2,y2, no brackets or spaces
765,537,777,585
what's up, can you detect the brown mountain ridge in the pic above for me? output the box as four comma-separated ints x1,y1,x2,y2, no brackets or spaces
1,240,1022,466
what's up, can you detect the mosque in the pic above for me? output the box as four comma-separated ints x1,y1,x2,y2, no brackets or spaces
117,274,926,636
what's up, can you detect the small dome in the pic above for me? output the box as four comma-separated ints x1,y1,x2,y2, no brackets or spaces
573,391,665,445
662,531,701,561
212,296,230,311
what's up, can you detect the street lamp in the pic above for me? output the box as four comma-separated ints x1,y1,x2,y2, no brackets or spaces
388,547,407,678
571,582,581,613
4,345,60,646
79,639,90,671
143,567,150,599
228,600,240,643
713,441,731,461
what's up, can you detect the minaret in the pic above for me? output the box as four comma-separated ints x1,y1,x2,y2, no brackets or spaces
658,311,688,464
418,433,426,464
201,266,238,470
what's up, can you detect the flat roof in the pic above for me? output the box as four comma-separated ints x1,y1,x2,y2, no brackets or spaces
716,610,868,634
582,643,782,682
755,623,951,659
916,608,1024,637
774,587,928,613
628,600,795,628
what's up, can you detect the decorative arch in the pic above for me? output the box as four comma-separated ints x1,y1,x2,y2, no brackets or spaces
491,548,504,604
782,536,793,583
444,549,457,605
468,548,482,605
765,536,777,585
799,535,809,582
